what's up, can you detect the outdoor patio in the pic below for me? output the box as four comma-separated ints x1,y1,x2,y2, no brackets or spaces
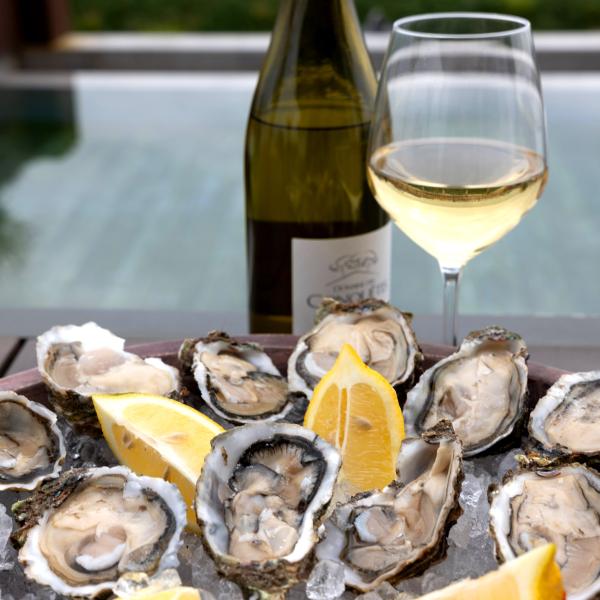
1,3,600,600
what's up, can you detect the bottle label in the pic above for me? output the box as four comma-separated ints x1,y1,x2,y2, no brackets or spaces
291,223,392,334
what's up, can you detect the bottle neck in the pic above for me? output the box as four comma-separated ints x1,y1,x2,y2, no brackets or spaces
273,0,361,63
251,0,375,126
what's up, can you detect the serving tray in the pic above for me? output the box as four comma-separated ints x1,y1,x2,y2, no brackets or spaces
0,334,566,406
0,334,568,598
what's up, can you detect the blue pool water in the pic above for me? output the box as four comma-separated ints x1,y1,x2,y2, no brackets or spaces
0,73,598,332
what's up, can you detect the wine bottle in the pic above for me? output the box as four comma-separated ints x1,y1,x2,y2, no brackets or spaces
245,0,391,334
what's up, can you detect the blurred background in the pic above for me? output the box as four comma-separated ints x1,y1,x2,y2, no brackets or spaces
0,0,599,352
70,1,600,32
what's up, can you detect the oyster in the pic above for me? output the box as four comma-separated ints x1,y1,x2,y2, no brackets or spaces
489,464,600,599
37,322,180,434
288,298,422,398
179,331,298,424
0,391,65,491
12,466,186,598
315,423,463,592
528,371,600,465
194,422,341,592
404,327,528,457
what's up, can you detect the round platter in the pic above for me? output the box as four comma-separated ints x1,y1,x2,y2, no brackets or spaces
0,334,566,406
0,334,569,598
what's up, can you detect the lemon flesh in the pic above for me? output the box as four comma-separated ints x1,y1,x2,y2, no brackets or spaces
418,543,563,600
304,344,405,493
93,393,224,530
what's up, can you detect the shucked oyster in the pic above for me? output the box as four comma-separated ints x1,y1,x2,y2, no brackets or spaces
316,423,463,592
288,298,422,398
179,331,298,424
489,464,600,599
37,322,180,434
0,391,65,491
12,466,186,598
528,371,600,465
195,423,341,592
404,326,528,457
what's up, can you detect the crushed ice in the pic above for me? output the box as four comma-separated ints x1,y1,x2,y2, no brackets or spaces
397,452,510,596
62,423,117,469
0,412,525,599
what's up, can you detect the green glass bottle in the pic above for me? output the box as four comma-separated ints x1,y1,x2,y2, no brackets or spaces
245,0,391,334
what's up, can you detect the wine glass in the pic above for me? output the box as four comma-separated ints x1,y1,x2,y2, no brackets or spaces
368,13,547,345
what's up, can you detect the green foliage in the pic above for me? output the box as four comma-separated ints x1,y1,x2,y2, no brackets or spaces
70,0,600,32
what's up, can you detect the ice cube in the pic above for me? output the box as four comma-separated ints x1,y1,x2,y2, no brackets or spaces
306,559,346,600
0,504,14,571
448,466,495,549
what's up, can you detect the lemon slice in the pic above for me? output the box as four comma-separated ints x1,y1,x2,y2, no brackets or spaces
304,344,404,493
419,544,563,600
93,393,224,530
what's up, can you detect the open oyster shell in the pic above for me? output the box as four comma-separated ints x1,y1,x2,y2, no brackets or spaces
527,371,600,466
489,464,600,600
37,322,180,435
315,422,463,592
0,391,65,491
11,466,186,598
288,298,423,399
179,331,298,424
194,422,341,592
404,326,528,457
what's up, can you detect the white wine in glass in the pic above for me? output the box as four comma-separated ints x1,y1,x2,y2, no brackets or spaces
368,13,548,345
369,138,547,269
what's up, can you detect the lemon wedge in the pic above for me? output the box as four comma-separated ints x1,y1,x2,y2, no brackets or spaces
418,543,564,600
93,393,224,530
304,344,404,493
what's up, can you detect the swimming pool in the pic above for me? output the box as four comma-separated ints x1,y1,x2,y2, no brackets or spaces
0,72,598,336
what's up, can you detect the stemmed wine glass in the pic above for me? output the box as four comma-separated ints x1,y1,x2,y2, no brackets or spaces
368,13,547,345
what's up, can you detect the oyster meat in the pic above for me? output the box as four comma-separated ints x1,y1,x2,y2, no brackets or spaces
37,322,180,434
195,423,341,592
315,423,463,591
404,326,528,457
12,466,186,598
288,298,422,398
489,464,600,599
528,371,600,464
0,391,65,491
179,331,297,424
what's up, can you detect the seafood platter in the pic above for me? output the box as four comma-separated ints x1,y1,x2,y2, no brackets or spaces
0,298,596,599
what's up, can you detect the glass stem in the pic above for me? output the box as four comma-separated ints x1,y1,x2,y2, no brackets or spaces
441,266,461,346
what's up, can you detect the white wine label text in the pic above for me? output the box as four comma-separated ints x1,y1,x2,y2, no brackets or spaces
291,223,392,334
